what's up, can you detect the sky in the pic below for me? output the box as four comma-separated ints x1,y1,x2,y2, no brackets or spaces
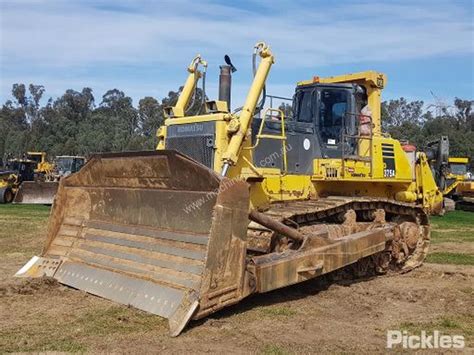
0,0,473,109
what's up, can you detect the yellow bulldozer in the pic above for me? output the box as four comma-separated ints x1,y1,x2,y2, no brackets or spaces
17,42,443,336
447,157,474,211
7,151,57,204
13,155,86,204
425,137,473,211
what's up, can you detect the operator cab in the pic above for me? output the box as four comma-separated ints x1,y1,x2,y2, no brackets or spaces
251,83,368,174
6,159,36,182
55,156,86,177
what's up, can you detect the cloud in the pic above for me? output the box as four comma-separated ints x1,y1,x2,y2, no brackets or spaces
0,0,472,104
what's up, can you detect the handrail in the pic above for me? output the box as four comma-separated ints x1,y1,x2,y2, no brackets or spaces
341,111,374,177
249,107,288,172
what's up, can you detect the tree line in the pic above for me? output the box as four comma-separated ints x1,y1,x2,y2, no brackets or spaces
0,84,472,166
0,83,204,159
381,97,473,164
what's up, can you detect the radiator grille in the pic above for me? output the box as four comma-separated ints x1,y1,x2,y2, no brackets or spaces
326,167,338,178
166,135,214,169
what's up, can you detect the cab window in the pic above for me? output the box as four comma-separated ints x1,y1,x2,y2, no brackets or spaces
295,89,315,123
318,89,349,144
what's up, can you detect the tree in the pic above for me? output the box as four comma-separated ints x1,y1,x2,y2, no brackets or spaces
453,98,473,130
12,84,27,107
0,100,29,158
381,98,425,146
138,96,163,148
1,82,471,171
28,84,45,122
100,89,138,140
380,97,474,168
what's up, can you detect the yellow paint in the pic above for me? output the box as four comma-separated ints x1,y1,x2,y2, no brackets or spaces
437,156,470,196
156,43,443,214
448,157,469,164
27,152,54,175
251,107,288,172
298,71,386,136
457,181,474,194
222,42,274,167
164,54,207,118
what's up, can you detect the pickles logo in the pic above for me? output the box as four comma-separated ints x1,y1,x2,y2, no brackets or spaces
387,330,465,349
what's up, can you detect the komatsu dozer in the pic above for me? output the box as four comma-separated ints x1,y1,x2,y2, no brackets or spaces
424,137,473,212
17,42,443,336
13,155,86,204
12,151,55,204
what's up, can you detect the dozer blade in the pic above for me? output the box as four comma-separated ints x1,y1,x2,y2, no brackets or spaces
16,150,250,336
13,181,59,205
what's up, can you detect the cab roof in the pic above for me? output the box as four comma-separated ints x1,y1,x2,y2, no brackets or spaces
449,157,469,164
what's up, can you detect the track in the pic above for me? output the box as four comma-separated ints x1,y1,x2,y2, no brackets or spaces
248,196,431,274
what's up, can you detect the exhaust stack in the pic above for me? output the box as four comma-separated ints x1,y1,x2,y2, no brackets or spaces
219,65,232,110
219,55,236,111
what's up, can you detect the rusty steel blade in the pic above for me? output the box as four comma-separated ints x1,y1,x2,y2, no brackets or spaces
13,181,58,205
17,150,250,336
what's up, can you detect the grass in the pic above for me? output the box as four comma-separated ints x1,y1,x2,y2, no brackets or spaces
426,252,474,266
0,203,51,218
76,305,166,336
431,210,474,229
0,305,166,353
259,306,297,317
0,204,50,256
260,344,290,355
431,230,474,244
428,210,474,266
398,314,473,337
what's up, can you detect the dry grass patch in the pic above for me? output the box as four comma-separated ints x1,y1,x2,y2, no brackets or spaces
0,304,166,353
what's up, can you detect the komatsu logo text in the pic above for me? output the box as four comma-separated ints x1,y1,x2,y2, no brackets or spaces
176,124,204,134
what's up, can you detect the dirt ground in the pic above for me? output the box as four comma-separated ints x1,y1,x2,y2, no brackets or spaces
0,206,473,353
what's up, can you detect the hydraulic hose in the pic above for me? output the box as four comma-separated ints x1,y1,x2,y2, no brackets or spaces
185,64,207,115
200,68,207,114
231,50,267,115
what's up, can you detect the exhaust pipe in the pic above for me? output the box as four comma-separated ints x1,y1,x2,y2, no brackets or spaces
219,55,237,111
219,65,232,111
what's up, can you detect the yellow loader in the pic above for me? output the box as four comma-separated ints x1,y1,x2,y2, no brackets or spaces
25,151,55,178
0,159,37,203
17,42,443,336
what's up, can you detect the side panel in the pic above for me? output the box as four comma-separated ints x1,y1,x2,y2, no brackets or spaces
251,119,320,174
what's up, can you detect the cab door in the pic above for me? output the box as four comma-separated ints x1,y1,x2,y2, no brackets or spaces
316,87,353,158
285,88,321,174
